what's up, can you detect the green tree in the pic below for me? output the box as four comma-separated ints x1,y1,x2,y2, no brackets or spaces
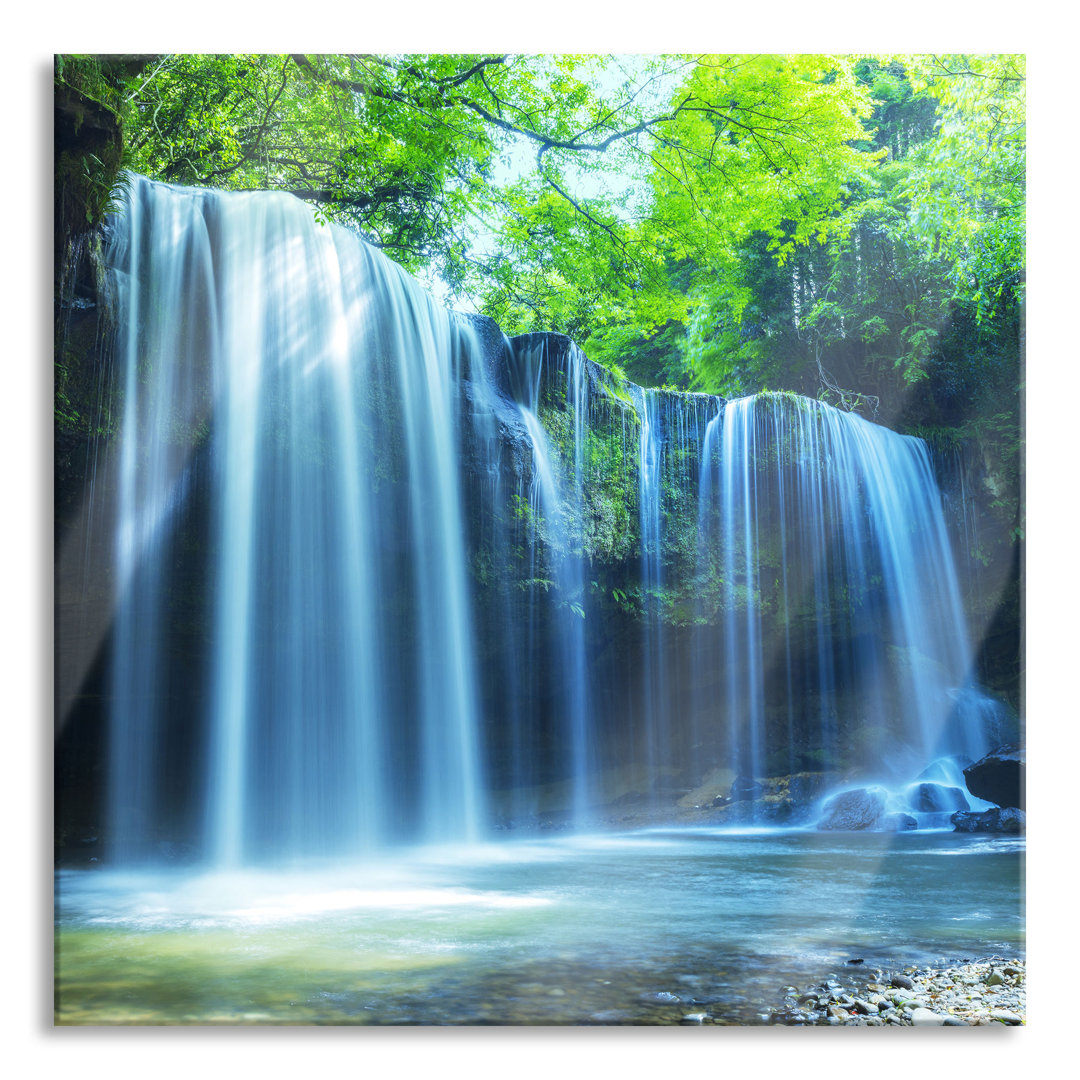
57,53,881,348
901,54,1025,321
661,56,1024,415
55,52,1023,416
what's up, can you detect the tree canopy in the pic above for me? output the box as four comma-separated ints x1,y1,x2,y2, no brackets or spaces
55,52,1024,432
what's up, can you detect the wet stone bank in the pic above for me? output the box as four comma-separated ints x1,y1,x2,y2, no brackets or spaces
771,957,1025,1026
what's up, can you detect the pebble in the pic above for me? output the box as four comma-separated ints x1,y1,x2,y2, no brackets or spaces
783,957,1025,1026
911,1007,946,1025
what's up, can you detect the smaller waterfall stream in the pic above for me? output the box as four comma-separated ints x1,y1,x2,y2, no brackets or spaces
632,387,721,806
513,338,594,820
694,394,991,820
637,390,666,795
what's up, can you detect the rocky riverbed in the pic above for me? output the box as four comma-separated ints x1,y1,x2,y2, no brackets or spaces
771,957,1025,1026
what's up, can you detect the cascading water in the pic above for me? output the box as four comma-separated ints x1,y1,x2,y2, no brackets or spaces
512,337,594,820
694,394,992,819
107,176,491,863
632,387,720,803
636,390,666,794
92,177,1005,867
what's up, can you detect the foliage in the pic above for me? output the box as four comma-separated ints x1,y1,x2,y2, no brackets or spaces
635,51,1026,610
55,51,1023,500
55,54,877,332
901,54,1025,321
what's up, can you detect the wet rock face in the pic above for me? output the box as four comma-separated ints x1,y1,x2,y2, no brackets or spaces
55,81,124,266
951,806,1026,834
963,744,1025,809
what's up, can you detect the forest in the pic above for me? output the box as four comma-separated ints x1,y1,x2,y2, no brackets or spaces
56,55,1023,405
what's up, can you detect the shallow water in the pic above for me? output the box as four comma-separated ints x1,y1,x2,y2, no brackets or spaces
54,829,1024,1025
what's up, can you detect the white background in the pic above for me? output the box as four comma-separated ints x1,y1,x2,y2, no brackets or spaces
10,7,1073,1074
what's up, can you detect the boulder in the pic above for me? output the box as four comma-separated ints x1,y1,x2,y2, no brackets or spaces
816,786,890,831
907,782,969,813
996,807,1026,833
951,807,1025,834
963,745,1025,809
730,775,765,802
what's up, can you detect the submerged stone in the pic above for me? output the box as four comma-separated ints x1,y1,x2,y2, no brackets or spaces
816,787,889,831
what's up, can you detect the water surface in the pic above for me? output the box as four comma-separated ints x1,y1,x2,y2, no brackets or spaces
55,829,1024,1025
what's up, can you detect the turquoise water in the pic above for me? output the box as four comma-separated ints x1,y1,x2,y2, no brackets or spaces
55,829,1024,1025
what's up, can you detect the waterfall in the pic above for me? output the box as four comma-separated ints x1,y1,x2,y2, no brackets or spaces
632,387,720,803
106,177,490,863
90,177,1001,865
637,390,665,792
512,337,594,820
694,394,989,801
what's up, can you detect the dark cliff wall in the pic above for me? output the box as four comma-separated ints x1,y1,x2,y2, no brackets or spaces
931,444,1022,713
